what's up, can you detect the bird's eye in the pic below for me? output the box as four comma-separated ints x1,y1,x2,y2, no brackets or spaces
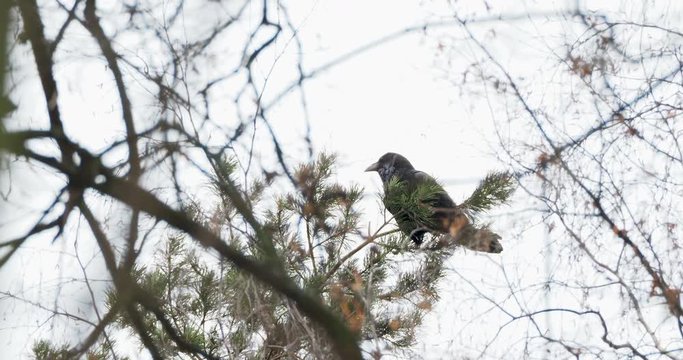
378,165,395,182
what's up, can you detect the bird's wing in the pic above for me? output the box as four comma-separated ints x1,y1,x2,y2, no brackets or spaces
411,171,457,209
410,170,472,236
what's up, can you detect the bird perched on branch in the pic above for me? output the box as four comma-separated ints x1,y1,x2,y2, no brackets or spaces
366,152,508,253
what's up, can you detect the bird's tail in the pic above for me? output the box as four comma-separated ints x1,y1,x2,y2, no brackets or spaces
432,212,503,253
438,215,502,253
453,224,503,253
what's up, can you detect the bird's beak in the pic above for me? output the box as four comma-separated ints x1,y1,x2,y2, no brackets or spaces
365,162,380,172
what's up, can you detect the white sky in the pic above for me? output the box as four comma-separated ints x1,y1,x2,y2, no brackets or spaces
2,0,682,358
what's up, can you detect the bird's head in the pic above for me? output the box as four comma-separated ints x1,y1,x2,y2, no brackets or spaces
365,152,414,183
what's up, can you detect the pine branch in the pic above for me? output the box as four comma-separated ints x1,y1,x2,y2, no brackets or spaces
384,178,444,232
461,171,515,215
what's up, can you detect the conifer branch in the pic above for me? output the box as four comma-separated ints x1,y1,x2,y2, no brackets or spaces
461,171,515,215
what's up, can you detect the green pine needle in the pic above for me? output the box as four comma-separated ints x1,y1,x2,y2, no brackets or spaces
384,177,443,230
462,171,515,214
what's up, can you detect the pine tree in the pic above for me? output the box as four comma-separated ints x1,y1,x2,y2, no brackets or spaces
33,154,514,359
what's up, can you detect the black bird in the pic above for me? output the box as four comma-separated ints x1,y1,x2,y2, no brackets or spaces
366,152,503,253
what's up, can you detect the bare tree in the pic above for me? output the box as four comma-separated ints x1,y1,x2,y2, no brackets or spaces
425,1,683,358
1,0,361,358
